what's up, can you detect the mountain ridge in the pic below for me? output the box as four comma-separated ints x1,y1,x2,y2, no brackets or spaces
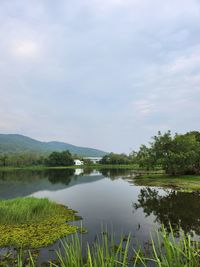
0,134,107,157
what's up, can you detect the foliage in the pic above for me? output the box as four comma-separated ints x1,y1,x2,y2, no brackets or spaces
134,225,200,267
45,151,74,167
0,197,79,248
136,131,200,175
136,144,156,170
0,153,45,167
100,153,131,165
134,173,200,191
6,227,200,267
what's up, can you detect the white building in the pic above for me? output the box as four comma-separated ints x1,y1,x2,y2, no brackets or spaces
84,157,102,164
74,159,84,166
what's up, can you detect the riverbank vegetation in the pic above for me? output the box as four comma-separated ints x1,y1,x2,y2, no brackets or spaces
53,227,200,267
4,226,200,267
45,150,74,167
135,131,200,175
1,130,200,178
0,197,79,248
99,153,131,165
134,174,200,191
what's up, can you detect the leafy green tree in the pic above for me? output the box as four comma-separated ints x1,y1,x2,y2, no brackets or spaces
154,132,200,175
135,131,200,175
0,155,8,167
100,153,131,165
45,151,74,167
136,145,156,170
163,134,199,175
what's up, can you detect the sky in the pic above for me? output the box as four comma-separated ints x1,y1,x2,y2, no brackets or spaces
1,0,200,153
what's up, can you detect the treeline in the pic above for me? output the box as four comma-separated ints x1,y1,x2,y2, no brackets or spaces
1,130,200,175
100,153,131,165
45,151,74,167
135,130,200,175
100,130,200,175
0,151,88,167
0,153,46,167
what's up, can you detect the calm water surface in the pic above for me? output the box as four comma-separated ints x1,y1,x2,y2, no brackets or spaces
0,168,200,264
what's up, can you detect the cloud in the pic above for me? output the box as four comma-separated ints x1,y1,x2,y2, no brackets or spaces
11,40,39,59
0,0,200,152
131,100,155,118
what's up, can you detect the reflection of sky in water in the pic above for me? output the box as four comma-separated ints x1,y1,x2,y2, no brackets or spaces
32,175,158,264
33,178,157,240
0,169,200,264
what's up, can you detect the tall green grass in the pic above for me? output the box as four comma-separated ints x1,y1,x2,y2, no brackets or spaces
0,197,67,224
53,233,131,267
134,225,200,267
15,226,200,267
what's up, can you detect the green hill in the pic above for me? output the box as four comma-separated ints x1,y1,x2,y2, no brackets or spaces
0,134,107,157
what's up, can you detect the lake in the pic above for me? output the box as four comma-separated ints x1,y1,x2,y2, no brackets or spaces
0,168,200,264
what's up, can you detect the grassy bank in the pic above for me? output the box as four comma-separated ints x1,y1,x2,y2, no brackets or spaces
5,226,200,267
0,164,146,171
0,197,80,248
0,164,141,171
134,173,200,191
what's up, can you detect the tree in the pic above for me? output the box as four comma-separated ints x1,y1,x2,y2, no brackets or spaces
0,155,8,167
135,131,200,175
100,153,131,165
45,151,74,167
136,145,156,170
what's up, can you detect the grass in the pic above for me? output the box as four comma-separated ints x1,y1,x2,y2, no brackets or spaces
0,197,80,248
54,233,131,267
133,225,200,267
0,197,66,224
0,164,140,171
5,226,200,267
134,173,200,191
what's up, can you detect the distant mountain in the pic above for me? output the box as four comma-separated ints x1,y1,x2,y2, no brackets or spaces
0,134,107,157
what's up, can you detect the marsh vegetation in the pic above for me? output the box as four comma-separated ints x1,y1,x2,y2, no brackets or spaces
5,227,200,267
1,129,200,266
0,197,79,248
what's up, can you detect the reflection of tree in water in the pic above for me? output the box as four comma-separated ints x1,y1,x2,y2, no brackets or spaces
0,170,46,182
82,168,93,175
134,187,200,235
46,169,75,185
0,169,76,185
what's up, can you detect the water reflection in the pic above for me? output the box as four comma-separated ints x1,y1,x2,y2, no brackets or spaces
100,168,134,179
47,169,75,184
1,168,200,238
0,169,103,199
1,168,200,264
134,187,200,235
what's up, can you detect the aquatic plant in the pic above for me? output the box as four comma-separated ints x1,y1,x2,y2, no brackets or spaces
134,225,200,266
10,226,200,267
0,197,79,248
0,197,199,266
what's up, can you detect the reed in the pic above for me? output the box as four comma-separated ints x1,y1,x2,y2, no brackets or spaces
15,226,200,267
0,197,66,224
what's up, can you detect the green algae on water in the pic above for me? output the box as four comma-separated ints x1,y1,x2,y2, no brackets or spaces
0,197,80,248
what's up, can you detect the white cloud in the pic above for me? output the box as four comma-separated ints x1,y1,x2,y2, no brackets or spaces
12,40,39,58
132,100,155,117
167,48,200,74
1,0,200,152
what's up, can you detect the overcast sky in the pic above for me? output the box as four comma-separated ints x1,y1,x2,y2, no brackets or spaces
1,0,200,153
